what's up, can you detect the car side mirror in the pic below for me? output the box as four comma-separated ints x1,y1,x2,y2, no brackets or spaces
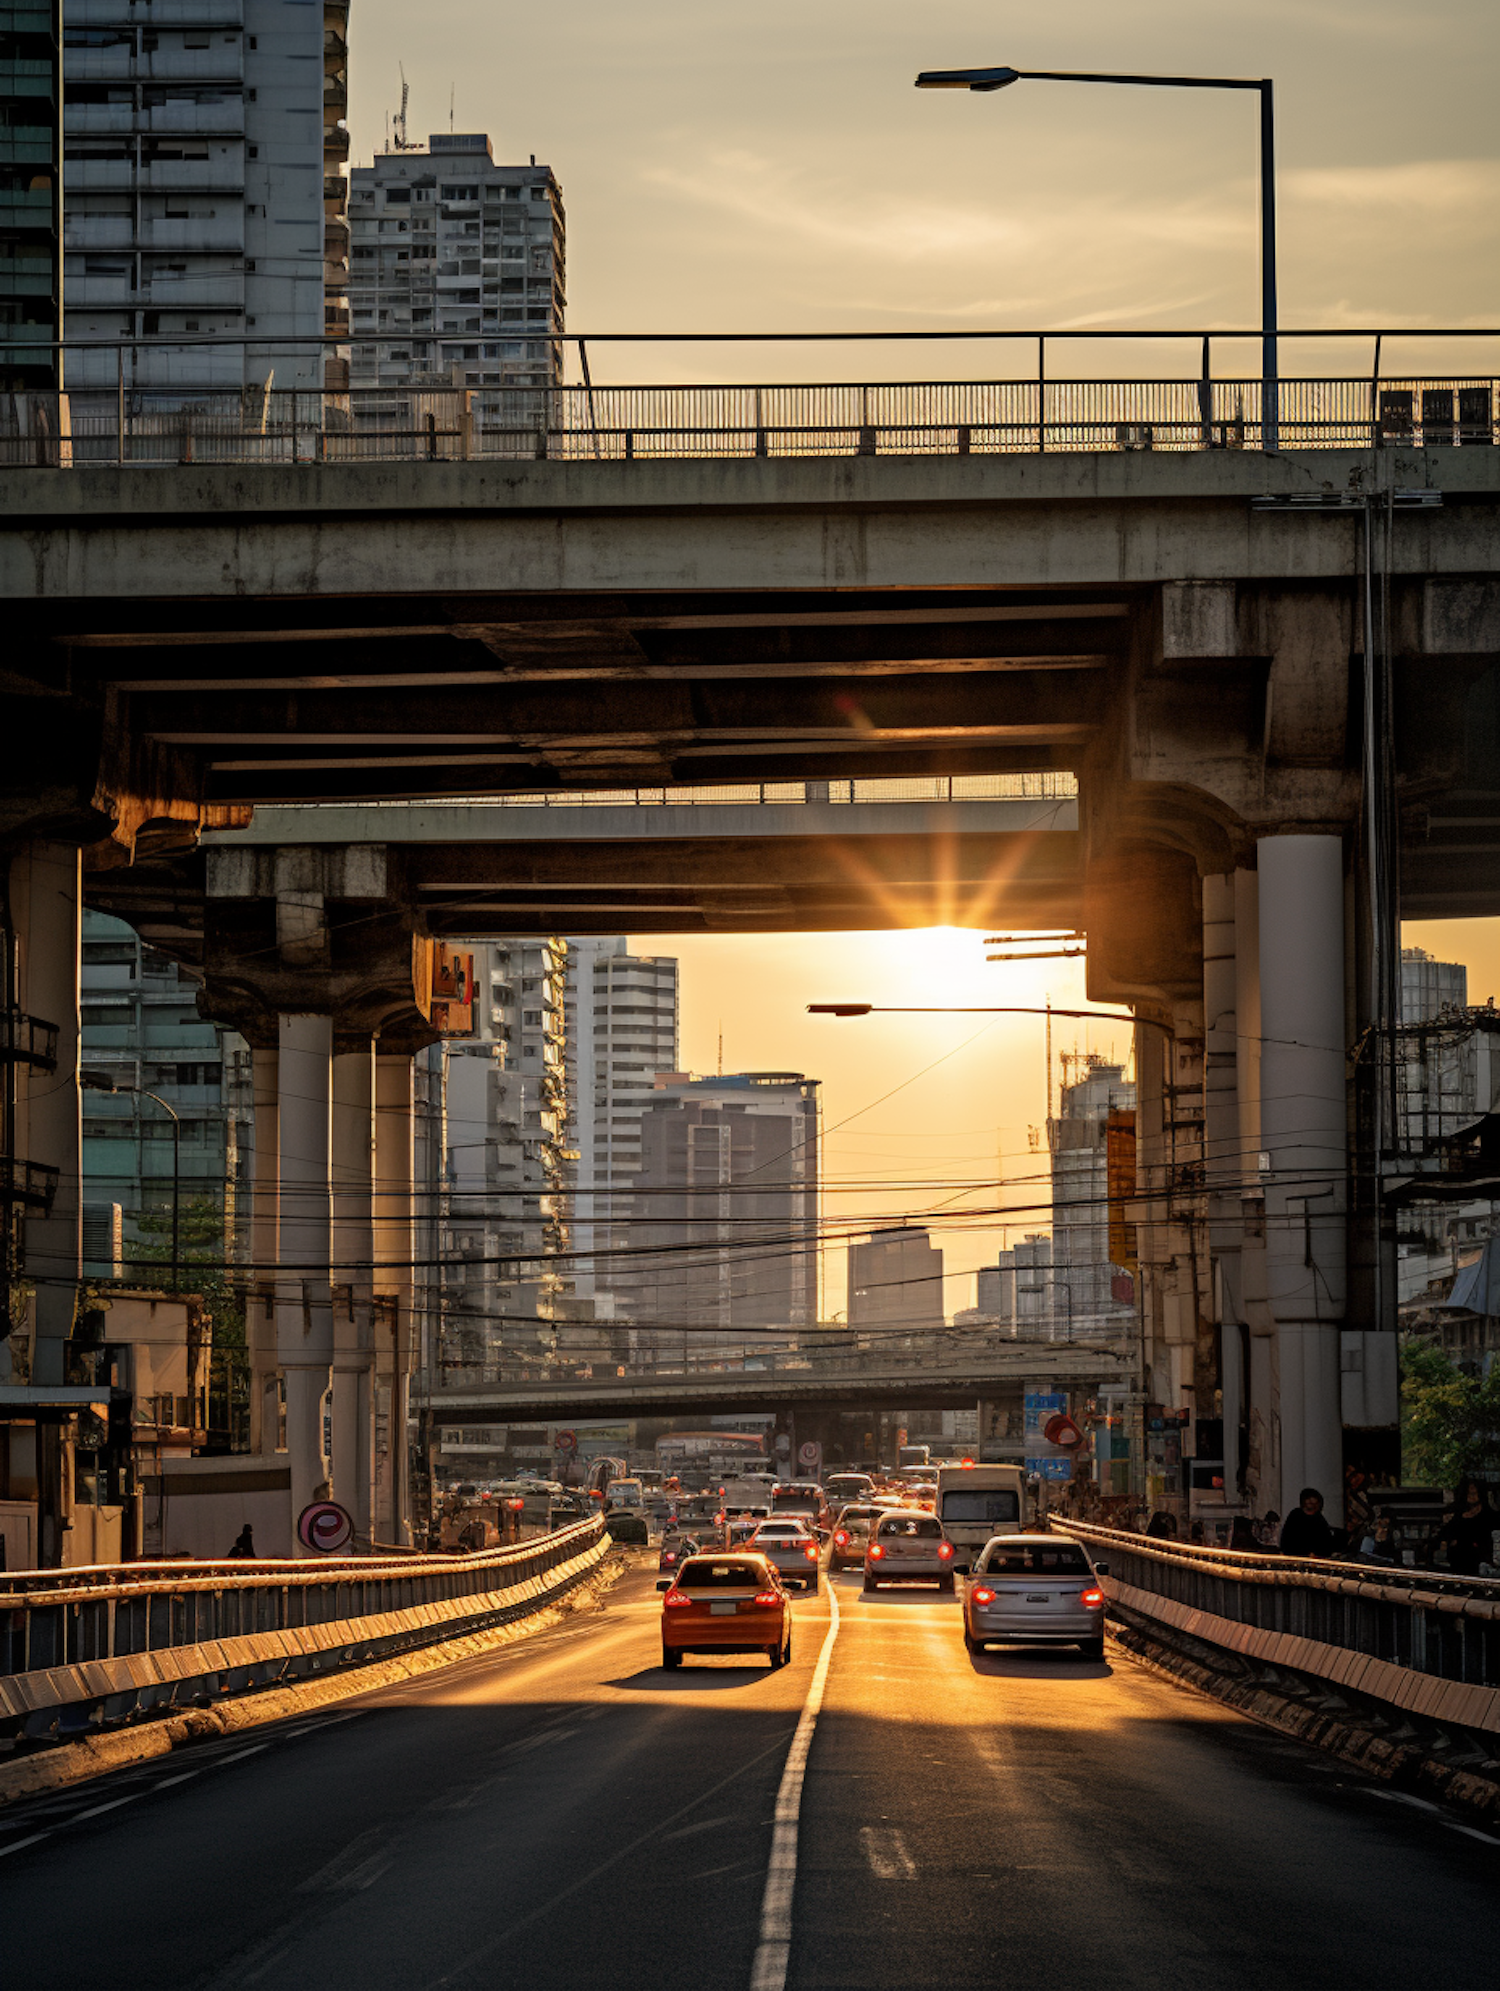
655,1577,672,1591
1093,1562,1109,1577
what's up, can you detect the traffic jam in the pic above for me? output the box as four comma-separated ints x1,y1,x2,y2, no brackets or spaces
635,1454,1109,1670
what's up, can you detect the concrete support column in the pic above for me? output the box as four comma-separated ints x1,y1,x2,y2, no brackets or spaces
1203,874,1241,1503
12,843,81,1566
276,1013,334,1545
1233,867,1276,1513
1257,835,1348,1525
374,1052,415,1546
249,1046,279,1455
331,1043,375,1543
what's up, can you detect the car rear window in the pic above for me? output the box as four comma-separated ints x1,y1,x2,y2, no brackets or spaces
676,1560,767,1588
878,1515,942,1539
941,1490,1021,1525
981,1546,1091,1575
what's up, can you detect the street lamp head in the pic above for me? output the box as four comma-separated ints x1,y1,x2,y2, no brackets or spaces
914,66,1021,93
80,1068,118,1093
806,1003,873,1017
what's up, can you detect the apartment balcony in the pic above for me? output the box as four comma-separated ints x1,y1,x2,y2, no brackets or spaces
65,158,135,191
66,274,136,306
64,103,136,136
70,0,243,21
322,123,348,161
141,154,244,191
138,215,243,252
65,51,142,83
146,101,245,135
0,126,55,166
144,270,245,308
2,3,54,28
0,262,54,299
136,50,245,83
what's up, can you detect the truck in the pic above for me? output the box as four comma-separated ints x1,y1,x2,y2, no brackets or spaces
935,1463,1028,1570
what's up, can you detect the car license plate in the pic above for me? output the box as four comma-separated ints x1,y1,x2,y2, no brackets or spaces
709,1601,738,1615
1026,1594,1049,1604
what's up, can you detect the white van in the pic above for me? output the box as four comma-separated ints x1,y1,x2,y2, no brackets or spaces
936,1464,1027,1570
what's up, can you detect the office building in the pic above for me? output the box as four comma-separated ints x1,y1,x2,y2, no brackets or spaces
0,0,62,388
563,937,679,1303
60,0,348,390
848,1226,943,1334
1049,1057,1136,1340
345,130,563,395
624,1073,819,1344
78,909,248,1275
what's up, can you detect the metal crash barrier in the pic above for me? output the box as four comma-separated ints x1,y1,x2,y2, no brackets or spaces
0,1515,608,1741
1065,1520,1500,1737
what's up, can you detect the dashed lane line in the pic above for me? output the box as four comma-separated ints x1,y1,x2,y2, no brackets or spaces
749,1582,842,1991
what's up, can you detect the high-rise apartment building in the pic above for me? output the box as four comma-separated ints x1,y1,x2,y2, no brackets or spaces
624,1073,819,1344
563,937,678,1304
847,1226,943,1334
1049,1057,1136,1339
60,0,348,389
0,0,62,387
345,131,563,394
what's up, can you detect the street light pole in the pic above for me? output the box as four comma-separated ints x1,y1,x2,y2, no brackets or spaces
914,64,1279,452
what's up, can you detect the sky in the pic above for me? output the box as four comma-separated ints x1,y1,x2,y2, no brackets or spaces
341,4,1500,1319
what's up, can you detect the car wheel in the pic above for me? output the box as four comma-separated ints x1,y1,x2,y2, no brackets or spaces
862,1576,878,1593
938,1573,955,1594
1079,1636,1105,1662
768,1639,786,1670
662,1647,683,1670
805,1576,818,1594
963,1626,980,1654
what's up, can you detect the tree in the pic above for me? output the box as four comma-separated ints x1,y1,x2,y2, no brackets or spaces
130,1194,249,1450
1400,1335,1500,1487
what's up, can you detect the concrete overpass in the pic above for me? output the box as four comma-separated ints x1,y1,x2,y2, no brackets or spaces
427,1341,1132,1425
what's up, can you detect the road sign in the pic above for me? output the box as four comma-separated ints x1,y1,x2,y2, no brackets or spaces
798,1441,822,1475
297,1500,354,1553
555,1429,577,1453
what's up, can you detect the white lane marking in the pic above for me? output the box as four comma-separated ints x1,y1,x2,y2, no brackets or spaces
213,1744,270,1766
859,1825,916,1879
1362,1789,1439,1812
660,1814,735,1843
1446,1824,1500,1845
748,1581,841,1991
296,1827,394,1893
152,1771,202,1791
0,1831,52,1859
69,1791,147,1823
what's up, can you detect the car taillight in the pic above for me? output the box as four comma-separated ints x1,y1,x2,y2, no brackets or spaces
804,1543,819,1561
937,1542,954,1560
663,1551,676,1562
834,1531,849,1546
663,1590,692,1608
970,1586,995,1605
754,1591,780,1608
1081,1586,1105,1607
868,1543,885,1559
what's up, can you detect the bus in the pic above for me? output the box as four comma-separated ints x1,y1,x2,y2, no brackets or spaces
936,1463,1028,1570
655,1430,769,1477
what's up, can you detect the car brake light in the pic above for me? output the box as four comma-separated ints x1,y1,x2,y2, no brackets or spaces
970,1587,995,1604
834,1530,849,1546
663,1590,692,1608
1081,1586,1105,1607
804,1543,819,1561
937,1542,954,1560
868,1543,885,1559
754,1591,780,1608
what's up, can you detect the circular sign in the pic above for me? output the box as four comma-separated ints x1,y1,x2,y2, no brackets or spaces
1042,1413,1086,1450
555,1430,577,1454
297,1500,354,1554
798,1442,820,1465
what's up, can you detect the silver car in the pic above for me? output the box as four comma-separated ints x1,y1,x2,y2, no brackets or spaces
749,1518,823,1592
863,1509,956,1592
963,1533,1107,1659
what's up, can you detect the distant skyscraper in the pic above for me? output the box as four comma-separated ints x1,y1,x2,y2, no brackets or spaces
562,938,679,1303
624,1073,819,1342
0,0,62,389
1049,1057,1136,1339
60,0,347,388
345,132,564,396
847,1227,943,1334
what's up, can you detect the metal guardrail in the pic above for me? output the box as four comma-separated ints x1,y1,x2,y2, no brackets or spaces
1066,1520,1500,1723
2,376,1497,468
0,1515,608,1739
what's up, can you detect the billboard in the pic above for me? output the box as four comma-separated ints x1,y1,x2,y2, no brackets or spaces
1106,1109,1138,1271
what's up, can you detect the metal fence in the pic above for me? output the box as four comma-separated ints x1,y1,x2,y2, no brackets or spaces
3,376,1496,468
1067,1521,1500,1718
0,1514,607,1738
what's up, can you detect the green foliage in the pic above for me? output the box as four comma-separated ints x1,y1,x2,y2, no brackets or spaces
130,1194,245,1350
1400,1335,1500,1487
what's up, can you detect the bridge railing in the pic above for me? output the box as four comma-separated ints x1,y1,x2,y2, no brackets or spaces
0,1514,608,1740
1065,1519,1500,1730
3,337,1497,467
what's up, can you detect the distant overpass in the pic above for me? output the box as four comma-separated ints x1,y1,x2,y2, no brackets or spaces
426,1342,1133,1426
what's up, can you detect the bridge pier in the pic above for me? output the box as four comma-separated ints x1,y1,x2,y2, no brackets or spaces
331,1042,376,1547
276,1012,336,1544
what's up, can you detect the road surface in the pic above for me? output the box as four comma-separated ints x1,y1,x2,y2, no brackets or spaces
1,1562,1494,1989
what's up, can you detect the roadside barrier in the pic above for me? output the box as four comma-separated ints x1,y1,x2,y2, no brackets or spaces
1065,1520,1500,1737
0,1517,608,1741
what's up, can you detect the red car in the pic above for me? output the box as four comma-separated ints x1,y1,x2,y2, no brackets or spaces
659,1552,792,1670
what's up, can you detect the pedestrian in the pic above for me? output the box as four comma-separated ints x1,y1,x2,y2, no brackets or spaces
1279,1487,1336,1558
227,1523,256,1559
1257,1509,1281,1546
1189,1520,1206,1545
1428,1479,1497,1576
1357,1513,1399,1566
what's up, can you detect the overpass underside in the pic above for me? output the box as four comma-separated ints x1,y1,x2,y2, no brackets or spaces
3,444,1500,1554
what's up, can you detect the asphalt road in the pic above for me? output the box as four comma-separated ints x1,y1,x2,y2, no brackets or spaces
2,1561,1495,1990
